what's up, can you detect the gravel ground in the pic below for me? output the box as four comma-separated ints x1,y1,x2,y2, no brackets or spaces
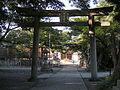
0,67,62,90
0,70,37,90
83,78,98,90
77,68,108,90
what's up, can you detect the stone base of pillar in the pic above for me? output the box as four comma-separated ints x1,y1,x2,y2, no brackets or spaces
86,66,91,72
41,64,53,72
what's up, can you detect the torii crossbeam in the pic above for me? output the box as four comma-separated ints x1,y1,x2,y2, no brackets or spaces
16,6,113,27
16,6,113,81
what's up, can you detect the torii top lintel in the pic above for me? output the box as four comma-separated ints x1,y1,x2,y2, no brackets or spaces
16,6,113,17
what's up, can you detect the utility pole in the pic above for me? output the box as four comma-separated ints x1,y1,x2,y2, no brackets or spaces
49,31,51,57
49,30,51,68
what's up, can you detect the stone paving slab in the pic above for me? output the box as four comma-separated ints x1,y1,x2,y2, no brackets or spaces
30,66,87,90
77,68,111,78
38,73,53,79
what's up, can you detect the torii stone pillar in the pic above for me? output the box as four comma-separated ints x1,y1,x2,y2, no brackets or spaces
29,17,40,81
89,14,98,80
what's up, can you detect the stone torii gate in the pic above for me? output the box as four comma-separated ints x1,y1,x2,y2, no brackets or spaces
16,6,113,81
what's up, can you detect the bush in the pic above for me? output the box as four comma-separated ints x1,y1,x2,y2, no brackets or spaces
97,76,116,90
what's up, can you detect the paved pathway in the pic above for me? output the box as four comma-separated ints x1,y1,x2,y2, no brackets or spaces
77,68,111,78
30,65,87,90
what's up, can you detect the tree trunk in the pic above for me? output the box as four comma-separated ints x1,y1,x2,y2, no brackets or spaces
112,40,120,82
28,17,40,81
110,33,117,70
97,52,103,70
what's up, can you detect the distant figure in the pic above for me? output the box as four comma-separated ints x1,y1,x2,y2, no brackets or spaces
73,60,74,64
48,61,53,72
50,68,53,72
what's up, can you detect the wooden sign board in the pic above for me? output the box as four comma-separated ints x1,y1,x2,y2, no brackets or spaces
101,21,110,26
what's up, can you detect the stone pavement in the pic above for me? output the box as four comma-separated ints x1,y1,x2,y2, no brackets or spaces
30,65,87,90
77,68,111,78
0,65,111,90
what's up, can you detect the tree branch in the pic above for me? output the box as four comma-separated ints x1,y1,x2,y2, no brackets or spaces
0,24,19,42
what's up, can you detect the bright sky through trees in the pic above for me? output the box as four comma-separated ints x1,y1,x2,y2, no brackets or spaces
62,0,78,10
62,0,96,10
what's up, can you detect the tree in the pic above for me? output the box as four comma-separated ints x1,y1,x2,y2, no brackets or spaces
106,0,120,22
0,1,19,43
0,0,65,43
110,22,120,82
5,29,33,46
69,7,120,73
11,0,65,81
69,0,90,9
97,0,120,82
68,17,89,66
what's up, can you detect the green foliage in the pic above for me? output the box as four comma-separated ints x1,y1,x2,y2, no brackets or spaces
95,21,120,70
38,27,71,51
0,0,65,43
97,76,115,90
5,30,32,57
69,6,120,70
0,1,8,29
71,17,88,22
105,0,120,22
69,0,91,9
0,0,98,43
5,27,71,56
97,0,112,7
70,17,89,56
15,44,31,58
5,30,33,47
54,31,71,53
14,0,65,10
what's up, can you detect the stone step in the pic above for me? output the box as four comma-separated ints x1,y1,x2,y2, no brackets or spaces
113,86,120,90
117,80,120,88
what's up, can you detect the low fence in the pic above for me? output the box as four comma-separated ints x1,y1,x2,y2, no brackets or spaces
0,48,31,67
0,58,41,67
0,47,44,67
